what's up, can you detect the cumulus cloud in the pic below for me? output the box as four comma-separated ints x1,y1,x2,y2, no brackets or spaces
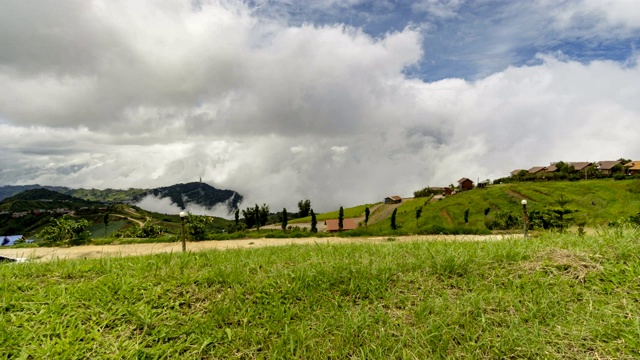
1,1,640,215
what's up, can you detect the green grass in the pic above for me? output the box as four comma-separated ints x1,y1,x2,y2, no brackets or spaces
370,179,640,231
290,203,378,223
3,227,640,358
89,220,125,238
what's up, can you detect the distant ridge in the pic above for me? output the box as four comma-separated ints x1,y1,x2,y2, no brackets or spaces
0,182,244,212
0,185,69,202
0,188,93,212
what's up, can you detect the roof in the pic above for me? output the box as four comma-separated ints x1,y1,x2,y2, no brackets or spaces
1,235,25,246
570,162,592,171
457,178,473,184
528,166,546,174
625,161,640,170
545,164,558,172
386,196,402,201
597,161,621,170
324,219,357,231
510,169,526,176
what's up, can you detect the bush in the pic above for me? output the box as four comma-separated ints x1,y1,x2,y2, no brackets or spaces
37,215,92,246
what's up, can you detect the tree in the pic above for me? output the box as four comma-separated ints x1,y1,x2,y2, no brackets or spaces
185,213,208,240
298,199,311,217
103,213,109,238
281,208,288,231
464,208,470,225
338,206,344,231
38,215,92,246
310,209,318,233
390,208,397,230
254,204,261,230
234,209,239,226
364,207,370,227
415,207,422,226
242,207,256,228
259,204,270,227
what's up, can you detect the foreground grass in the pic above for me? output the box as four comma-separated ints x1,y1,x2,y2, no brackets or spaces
2,228,640,358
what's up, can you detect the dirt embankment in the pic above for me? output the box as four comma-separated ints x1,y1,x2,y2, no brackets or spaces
0,234,521,262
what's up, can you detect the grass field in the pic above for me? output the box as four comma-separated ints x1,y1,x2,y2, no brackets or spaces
2,226,640,358
290,203,378,224
365,179,640,232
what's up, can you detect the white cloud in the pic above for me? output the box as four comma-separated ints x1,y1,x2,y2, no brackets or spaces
539,0,640,37
412,0,464,18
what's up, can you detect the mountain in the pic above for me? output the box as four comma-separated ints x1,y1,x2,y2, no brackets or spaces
132,182,243,212
0,188,94,212
0,182,244,212
0,184,69,202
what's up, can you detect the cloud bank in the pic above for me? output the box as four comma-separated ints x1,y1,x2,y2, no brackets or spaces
1,1,639,214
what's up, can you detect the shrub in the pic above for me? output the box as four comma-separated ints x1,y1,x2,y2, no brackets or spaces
37,215,92,246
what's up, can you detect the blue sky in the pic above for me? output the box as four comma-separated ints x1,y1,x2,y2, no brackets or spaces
1,0,640,213
251,0,640,81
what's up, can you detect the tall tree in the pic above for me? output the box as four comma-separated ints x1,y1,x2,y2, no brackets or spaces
415,207,422,226
259,204,270,226
391,208,398,230
310,209,318,233
234,209,239,226
364,207,370,228
103,213,109,238
254,204,260,230
281,208,288,231
338,206,344,231
242,207,256,228
298,199,311,217
464,208,470,225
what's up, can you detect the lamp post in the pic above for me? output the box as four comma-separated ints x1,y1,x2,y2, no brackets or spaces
179,211,187,252
521,200,528,239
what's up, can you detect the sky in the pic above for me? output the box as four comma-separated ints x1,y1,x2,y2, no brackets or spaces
1,0,640,215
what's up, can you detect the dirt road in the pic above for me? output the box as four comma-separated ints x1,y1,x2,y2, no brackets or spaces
0,234,521,262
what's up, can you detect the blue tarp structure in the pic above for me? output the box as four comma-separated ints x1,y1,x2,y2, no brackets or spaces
1,235,32,246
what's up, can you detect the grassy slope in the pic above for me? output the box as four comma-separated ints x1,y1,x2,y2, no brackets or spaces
290,203,379,224
2,228,640,358
369,179,640,231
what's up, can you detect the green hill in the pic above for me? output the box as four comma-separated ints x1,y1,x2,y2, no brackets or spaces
366,179,640,232
289,203,379,224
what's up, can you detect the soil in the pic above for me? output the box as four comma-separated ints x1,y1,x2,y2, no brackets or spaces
0,234,520,263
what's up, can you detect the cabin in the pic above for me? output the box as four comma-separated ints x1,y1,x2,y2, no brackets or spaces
596,160,622,175
384,196,402,204
457,178,474,191
625,161,640,175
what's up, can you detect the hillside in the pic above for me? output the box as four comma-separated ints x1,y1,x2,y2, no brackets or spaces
0,184,69,201
0,188,95,212
367,179,640,232
62,187,147,203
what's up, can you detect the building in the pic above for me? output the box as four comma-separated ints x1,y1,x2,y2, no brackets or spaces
324,219,358,232
545,163,559,173
457,178,474,191
625,161,640,175
528,166,547,175
384,196,402,204
596,160,622,175
570,162,592,172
